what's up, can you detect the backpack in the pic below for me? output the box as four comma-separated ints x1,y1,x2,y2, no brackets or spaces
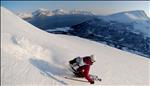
71,57,86,71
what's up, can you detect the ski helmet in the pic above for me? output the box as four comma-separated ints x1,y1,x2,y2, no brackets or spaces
90,55,95,62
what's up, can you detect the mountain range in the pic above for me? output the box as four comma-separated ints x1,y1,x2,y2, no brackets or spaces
17,8,95,29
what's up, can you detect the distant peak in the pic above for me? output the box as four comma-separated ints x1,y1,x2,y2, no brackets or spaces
110,10,148,19
101,10,149,23
52,9,66,15
17,8,94,17
32,8,52,16
69,10,93,15
37,8,49,11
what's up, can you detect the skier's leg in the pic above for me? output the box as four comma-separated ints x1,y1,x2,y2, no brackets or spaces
69,57,82,77
69,58,77,65
69,58,78,74
75,71,84,77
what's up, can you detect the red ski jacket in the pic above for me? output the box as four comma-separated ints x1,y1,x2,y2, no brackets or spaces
77,56,94,83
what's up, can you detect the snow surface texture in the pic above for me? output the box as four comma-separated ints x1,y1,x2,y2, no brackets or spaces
1,7,150,86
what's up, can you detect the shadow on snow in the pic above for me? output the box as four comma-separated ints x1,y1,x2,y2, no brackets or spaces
29,58,68,85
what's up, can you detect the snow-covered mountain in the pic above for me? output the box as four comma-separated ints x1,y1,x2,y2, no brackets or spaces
69,18,150,58
62,10,150,58
45,10,150,58
1,7,150,85
52,9,66,15
100,10,150,37
32,8,52,17
17,8,95,29
17,12,32,20
17,8,52,18
18,8,94,18
101,10,149,22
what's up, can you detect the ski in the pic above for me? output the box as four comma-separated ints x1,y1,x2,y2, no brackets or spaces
64,76,88,83
64,75,102,82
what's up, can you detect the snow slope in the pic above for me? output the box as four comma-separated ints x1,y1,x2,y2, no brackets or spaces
1,7,150,86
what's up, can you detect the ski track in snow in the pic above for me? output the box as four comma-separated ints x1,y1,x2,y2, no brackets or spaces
2,33,51,60
1,33,71,85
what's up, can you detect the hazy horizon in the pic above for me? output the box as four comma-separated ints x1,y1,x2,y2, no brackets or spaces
1,1,150,17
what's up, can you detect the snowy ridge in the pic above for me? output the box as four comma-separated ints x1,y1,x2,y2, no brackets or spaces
32,8,52,17
52,9,66,15
98,10,150,38
1,7,150,85
18,8,94,18
17,12,32,19
101,10,149,22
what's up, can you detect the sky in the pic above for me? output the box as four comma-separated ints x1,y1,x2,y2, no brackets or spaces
1,1,150,17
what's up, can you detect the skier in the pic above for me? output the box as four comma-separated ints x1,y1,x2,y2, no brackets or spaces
69,55,95,84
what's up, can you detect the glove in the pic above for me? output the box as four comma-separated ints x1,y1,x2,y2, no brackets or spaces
90,81,94,84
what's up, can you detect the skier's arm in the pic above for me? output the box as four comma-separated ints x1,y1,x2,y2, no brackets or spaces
82,65,94,84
